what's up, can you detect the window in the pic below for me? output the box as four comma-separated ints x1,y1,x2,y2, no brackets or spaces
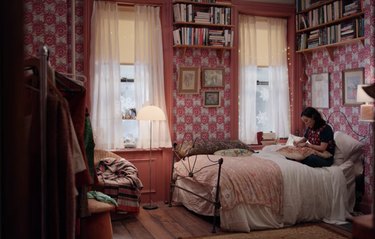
120,64,138,147
238,15,290,144
119,6,137,147
254,18,272,133
256,67,272,132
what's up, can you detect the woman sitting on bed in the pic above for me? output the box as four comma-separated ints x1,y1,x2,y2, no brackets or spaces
293,107,335,167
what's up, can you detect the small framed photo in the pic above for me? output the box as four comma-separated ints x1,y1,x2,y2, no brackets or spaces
342,68,364,105
202,68,224,88
311,73,329,109
203,91,221,107
178,67,200,94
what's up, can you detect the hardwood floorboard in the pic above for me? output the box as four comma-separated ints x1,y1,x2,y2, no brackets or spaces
166,203,219,237
112,202,216,239
112,221,132,239
112,201,353,239
146,204,193,239
122,216,154,239
136,204,176,239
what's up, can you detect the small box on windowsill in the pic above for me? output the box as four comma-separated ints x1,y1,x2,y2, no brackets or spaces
261,132,277,145
262,132,276,140
261,139,277,145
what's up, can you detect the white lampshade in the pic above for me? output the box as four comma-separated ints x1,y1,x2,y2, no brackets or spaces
357,84,374,103
357,85,375,122
137,105,166,121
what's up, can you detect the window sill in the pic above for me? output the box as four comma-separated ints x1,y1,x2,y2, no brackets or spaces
111,147,171,153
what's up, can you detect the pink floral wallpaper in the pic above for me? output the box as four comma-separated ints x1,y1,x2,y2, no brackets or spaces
173,49,232,142
24,0,374,210
303,0,374,209
24,0,84,74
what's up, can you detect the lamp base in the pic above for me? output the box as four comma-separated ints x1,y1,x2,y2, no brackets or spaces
360,104,374,121
143,204,158,210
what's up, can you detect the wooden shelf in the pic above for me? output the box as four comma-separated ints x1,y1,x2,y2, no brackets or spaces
297,37,364,63
296,0,337,14
173,0,233,49
295,0,364,59
296,12,364,34
174,22,234,28
173,44,232,50
173,0,232,7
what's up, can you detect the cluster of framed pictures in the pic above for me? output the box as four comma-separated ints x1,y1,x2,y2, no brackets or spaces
178,67,365,108
311,68,364,108
178,66,224,107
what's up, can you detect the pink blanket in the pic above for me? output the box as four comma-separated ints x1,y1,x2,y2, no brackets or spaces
174,154,283,218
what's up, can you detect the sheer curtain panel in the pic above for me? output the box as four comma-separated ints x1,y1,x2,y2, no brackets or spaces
90,1,123,149
134,5,171,148
238,15,258,144
267,18,290,138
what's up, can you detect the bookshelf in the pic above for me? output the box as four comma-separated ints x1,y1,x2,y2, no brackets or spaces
172,0,234,50
296,0,364,61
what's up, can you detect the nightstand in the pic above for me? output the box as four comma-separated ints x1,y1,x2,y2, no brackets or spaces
352,214,375,239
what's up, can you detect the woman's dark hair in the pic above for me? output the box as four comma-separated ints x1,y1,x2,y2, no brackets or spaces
301,107,326,130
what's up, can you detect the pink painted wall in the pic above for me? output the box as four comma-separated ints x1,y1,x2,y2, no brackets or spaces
24,0,84,74
303,0,374,211
173,49,232,142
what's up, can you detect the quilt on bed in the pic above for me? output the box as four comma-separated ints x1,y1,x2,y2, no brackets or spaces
173,154,283,219
96,157,143,213
173,151,349,232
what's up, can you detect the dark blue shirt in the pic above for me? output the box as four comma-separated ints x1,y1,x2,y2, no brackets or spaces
304,124,335,155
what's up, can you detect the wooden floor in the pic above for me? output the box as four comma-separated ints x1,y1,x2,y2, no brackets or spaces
112,201,218,239
112,201,352,239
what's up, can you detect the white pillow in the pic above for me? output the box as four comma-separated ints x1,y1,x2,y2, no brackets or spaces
285,134,304,146
333,131,364,176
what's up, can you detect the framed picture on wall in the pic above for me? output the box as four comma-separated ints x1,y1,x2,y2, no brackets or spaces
311,73,329,109
203,91,221,107
342,68,364,105
202,68,224,88
178,66,200,94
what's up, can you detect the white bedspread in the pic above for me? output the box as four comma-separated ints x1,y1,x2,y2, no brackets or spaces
172,150,349,232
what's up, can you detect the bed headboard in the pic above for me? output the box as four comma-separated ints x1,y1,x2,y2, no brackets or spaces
174,137,252,158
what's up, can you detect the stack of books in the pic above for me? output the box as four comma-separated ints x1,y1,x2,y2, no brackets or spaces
343,1,360,17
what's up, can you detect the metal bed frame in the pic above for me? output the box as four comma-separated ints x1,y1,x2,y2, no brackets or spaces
168,142,223,233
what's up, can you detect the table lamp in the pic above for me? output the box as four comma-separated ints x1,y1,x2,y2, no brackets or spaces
356,84,374,122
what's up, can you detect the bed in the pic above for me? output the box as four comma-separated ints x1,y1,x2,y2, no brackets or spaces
169,132,364,232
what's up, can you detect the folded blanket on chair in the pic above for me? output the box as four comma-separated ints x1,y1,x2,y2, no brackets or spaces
87,191,118,206
96,157,143,213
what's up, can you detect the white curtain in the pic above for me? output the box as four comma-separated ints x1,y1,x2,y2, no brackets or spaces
90,1,123,149
268,18,290,138
238,15,257,144
134,5,171,148
238,15,290,144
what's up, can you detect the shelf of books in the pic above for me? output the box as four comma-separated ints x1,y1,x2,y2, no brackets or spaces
296,0,364,57
172,0,234,49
